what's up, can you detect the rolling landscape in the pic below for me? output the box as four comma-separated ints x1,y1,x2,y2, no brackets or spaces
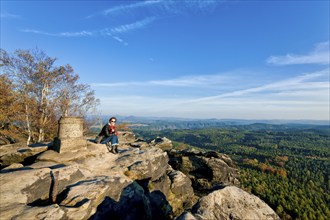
1,1,329,219
122,117,330,220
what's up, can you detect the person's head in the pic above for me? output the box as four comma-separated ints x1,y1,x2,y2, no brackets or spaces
109,117,117,125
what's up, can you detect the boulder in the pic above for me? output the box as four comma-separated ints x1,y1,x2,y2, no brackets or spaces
36,149,92,164
129,141,149,149
90,181,153,220
176,211,197,220
168,149,239,195
11,205,66,220
0,168,52,219
147,167,197,217
166,168,197,216
118,148,169,181
192,186,280,220
59,176,132,219
0,162,24,172
150,137,173,151
119,131,136,143
0,143,48,167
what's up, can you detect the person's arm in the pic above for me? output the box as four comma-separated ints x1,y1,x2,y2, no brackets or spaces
104,125,111,137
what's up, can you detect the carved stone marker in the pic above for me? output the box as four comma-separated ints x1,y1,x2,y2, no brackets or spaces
58,117,84,138
53,116,87,153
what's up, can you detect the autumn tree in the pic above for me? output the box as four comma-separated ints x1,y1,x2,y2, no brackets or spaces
1,49,38,144
0,74,25,144
0,75,23,125
0,48,99,144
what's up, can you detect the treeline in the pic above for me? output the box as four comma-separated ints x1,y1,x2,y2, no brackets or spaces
134,126,330,220
0,48,99,144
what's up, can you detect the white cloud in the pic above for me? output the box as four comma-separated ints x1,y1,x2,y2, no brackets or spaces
21,29,52,36
21,17,154,45
149,74,232,87
22,1,221,45
103,0,162,16
59,31,93,37
98,92,329,120
192,69,329,102
101,0,220,17
21,29,93,37
110,17,156,34
1,12,21,19
92,72,234,88
267,41,330,65
95,68,329,120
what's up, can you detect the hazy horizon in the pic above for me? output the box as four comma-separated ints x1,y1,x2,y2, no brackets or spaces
98,114,330,125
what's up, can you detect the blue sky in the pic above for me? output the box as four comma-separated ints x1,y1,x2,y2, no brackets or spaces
1,0,329,120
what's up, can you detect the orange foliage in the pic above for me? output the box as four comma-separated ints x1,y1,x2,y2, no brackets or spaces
259,163,277,175
277,169,287,178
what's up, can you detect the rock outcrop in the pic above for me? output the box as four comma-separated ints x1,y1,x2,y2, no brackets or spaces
0,142,49,169
0,131,198,219
0,119,279,220
177,186,280,220
168,148,240,196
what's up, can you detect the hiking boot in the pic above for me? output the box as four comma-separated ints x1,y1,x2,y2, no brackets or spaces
106,142,112,152
110,146,116,154
111,144,119,154
114,145,119,154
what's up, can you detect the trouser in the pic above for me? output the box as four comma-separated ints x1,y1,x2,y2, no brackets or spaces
101,135,119,153
101,135,119,146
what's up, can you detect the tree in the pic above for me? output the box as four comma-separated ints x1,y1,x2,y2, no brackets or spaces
0,48,99,143
0,74,23,124
0,74,25,143
1,49,39,144
54,65,99,117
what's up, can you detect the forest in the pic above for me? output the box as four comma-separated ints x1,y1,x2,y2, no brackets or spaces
133,125,330,220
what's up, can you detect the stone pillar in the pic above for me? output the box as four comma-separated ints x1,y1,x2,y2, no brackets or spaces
53,116,87,153
58,117,84,139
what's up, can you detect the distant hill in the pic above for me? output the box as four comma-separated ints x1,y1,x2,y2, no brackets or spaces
91,115,329,132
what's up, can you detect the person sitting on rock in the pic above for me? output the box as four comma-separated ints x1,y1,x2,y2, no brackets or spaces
96,117,119,154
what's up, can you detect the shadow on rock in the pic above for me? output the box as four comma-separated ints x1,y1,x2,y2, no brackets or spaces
89,179,173,220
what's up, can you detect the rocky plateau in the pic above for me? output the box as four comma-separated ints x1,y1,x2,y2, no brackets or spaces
0,129,280,220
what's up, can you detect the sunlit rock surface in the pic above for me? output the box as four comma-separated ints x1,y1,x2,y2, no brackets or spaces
0,131,279,220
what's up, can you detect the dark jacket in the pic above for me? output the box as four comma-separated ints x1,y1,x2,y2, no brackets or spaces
98,123,118,138
95,123,118,144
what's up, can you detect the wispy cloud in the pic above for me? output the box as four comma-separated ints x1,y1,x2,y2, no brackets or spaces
21,15,156,46
21,16,156,45
149,74,232,87
94,68,329,119
92,72,234,88
103,0,162,16
109,17,156,34
85,1,161,19
1,12,21,19
267,41,330,65
92,69,329,94
21,29,94,37
100,0,221,17
192,69,329,102
59,31,93,37
23,1,222,45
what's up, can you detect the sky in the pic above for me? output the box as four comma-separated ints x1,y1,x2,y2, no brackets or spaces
1,0,329,120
